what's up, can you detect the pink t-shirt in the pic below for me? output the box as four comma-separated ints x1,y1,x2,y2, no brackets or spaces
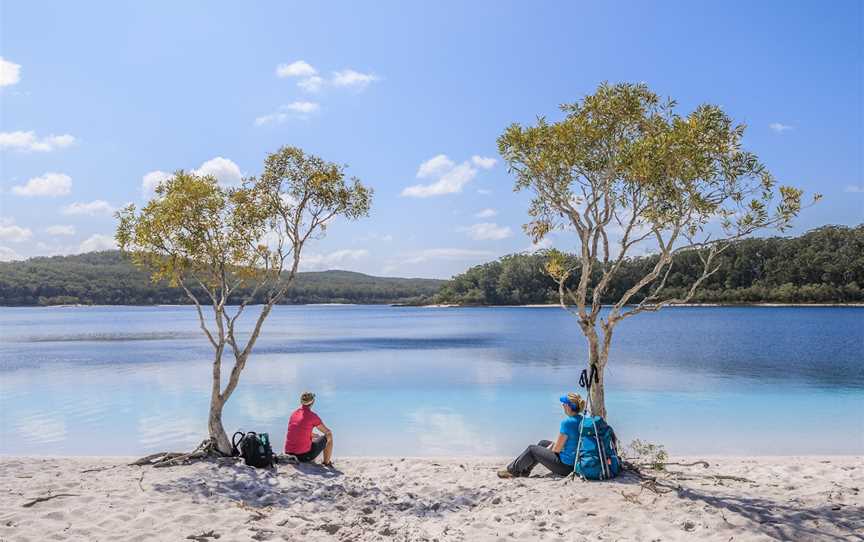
284,406,322,454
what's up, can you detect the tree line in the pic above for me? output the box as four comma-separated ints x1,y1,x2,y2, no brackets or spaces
0,250,443,306
429,225,864,305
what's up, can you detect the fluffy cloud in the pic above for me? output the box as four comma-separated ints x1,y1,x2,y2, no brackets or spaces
416,154,456,179
301,249,369,271
297,75,324,93
78,234,117,253
462,222,512,241
276,60,317,78
275,61,379,92
45,225,75,236
475,208,497,218
0,219,32,242
141,170,171,197
527,237,553,252
404,248,493,264
471,156,496,169
331,69,379,90
769,122,794,134
0,57,21,87
11,172,72,197
194,157,242,185
255,102,320,126
62,200,115,216
0,131,76,152
402,154,493,198
0,246,22,262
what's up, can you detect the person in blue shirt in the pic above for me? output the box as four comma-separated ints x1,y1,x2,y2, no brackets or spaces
498,392,585,478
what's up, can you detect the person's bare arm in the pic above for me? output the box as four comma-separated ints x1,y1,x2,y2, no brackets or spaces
550,433,567,453
316,423,333,438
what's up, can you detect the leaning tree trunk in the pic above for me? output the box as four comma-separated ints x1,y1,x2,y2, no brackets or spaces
208,395,231,454
207,346,232,455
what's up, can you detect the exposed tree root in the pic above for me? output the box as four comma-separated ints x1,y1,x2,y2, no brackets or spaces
131,439,227,469
22,493,80,508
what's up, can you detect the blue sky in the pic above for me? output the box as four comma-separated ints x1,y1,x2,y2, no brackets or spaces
1,1,861,278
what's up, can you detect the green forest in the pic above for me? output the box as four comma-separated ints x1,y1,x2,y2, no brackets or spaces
0,251,444,306
429,225,864,305
1,225,861,306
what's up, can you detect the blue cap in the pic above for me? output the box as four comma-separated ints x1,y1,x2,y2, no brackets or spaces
560,395,579,410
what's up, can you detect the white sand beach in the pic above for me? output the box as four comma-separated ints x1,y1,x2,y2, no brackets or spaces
1,456,860,541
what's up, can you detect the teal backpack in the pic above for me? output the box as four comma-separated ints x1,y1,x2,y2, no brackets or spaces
572,366,621,480
573,415,621,480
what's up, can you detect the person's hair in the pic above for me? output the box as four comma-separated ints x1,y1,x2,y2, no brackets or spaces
565,392,585,414
300,392,315,406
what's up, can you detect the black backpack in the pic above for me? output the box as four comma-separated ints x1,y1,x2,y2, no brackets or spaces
231,431,275,469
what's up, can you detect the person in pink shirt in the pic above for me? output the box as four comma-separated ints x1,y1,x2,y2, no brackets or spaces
284,391,334,467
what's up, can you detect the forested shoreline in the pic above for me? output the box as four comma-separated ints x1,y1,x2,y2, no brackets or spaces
426,225,864,306
0,251,443,306
0,225,861,306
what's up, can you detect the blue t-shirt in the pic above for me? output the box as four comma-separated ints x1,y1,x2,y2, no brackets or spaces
558,415,582,465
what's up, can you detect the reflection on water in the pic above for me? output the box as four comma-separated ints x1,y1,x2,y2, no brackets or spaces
0,305,862,456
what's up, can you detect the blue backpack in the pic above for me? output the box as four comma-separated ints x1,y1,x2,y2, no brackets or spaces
573,415,621,480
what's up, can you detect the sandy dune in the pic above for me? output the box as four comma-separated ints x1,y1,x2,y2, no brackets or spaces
0,456,861,541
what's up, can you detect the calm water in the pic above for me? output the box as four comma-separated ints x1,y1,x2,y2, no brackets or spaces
0,305,862,456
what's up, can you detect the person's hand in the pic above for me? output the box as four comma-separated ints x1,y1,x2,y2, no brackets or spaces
547,442,554,450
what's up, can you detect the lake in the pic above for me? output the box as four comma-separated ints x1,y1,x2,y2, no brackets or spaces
0,305,862,457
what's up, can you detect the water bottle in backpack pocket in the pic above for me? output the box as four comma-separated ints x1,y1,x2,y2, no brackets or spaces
573,416,621,480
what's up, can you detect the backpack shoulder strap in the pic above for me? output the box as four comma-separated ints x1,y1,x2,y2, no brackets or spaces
231,431,246,456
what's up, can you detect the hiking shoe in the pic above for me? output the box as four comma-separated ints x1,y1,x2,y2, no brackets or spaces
497,469,515,479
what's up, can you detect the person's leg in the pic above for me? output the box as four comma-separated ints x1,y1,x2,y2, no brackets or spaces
296,435,327,463
507,444,544,476
322,434,333,464
531,446,573,476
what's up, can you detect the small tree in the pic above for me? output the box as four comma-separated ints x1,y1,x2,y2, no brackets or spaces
116,146,372,454
498,83,816,418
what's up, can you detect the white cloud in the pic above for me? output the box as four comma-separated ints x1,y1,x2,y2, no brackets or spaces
78,234,117,253
62,200,115,216
301,249,369,271
403,155,481,198
477,188,492,195
769,122,794,134
45,225,75,236
331,69,378,90
416,154,456,179
141,170,171,197
11,172,72,197
0,246,22,262
0,131,76,152
462,222,512,241
298,75,324,93
254,102,320,126
471,155,496,169
194,157,242,186
475,208,497,218
0,57,21,87
0,219,32,242
276,60,317,78
844,185,864,193
404,248,494,265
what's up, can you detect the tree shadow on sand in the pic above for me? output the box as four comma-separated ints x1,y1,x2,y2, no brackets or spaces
610,470,863,541
147,458,493,520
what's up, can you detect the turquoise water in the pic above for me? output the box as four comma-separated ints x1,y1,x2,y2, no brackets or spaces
0,305,861,456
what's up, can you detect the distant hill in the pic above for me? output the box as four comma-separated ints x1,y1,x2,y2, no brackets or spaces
430,225,864,305
0,251,445,306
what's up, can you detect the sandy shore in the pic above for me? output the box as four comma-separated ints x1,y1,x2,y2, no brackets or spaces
1,456,861,541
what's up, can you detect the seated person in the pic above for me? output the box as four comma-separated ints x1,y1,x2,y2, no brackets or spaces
498,392,585,478
284,391,334,467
